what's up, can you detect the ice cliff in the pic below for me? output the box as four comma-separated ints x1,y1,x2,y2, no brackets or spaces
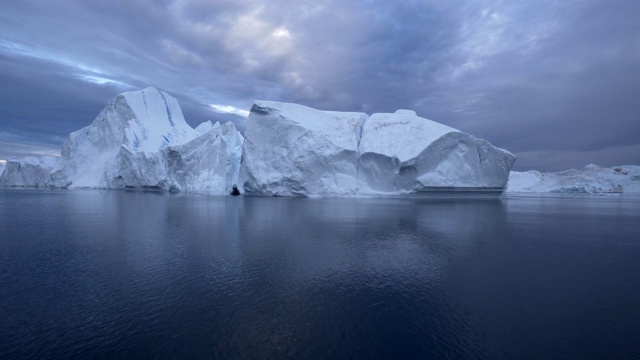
358,110,515,194
240,101,367,196
0,87,243,194
507,164,640,194
240,102,516,196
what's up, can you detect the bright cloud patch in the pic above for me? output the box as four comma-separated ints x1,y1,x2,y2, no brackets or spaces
272,27,291,39
210,103,250,117
81,75,130,87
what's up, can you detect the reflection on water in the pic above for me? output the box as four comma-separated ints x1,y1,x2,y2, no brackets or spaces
0,190,638,359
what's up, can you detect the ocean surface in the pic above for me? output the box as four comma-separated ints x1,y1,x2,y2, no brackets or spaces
0,189,639,359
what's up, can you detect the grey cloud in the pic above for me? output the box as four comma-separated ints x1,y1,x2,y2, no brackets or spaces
0,0,638,170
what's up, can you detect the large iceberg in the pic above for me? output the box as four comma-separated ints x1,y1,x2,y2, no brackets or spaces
0,87,243,194
54,86,199,188
240,102,516,196
2,88,518,197
507,164,640,194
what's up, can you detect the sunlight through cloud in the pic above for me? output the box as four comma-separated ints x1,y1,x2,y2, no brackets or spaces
210,103,250,117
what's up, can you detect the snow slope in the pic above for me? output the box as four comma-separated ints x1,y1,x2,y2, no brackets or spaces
507,164,640,194
240,102,516,196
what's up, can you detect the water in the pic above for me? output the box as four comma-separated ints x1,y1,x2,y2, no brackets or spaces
0,190,639,359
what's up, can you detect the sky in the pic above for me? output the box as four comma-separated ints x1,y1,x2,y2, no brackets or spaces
0,0,639,171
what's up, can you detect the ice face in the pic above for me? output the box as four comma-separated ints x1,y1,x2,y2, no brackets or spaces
120,87,197,152
357,111,515,195
165,121,243,194
239,101,367,196
195,120,217,135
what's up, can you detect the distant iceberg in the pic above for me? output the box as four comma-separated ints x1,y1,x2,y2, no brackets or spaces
507,164,640,194
0,156,57,188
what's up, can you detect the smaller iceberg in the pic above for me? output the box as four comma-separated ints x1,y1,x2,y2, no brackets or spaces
507,165,640,194
0,156,58,188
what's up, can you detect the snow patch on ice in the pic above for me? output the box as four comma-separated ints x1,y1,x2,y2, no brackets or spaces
360,110,455,163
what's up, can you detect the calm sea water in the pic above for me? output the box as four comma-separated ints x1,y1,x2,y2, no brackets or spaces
0,190,639,359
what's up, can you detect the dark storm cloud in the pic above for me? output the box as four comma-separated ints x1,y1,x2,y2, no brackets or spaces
0,0,639,170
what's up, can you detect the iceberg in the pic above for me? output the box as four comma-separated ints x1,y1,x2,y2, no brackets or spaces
1,88,517,197
0,87,243,194
0,156,58,188
240,102,516,196
53,86,199,188
165,121,243,194
358,110,515,195
240,101,367,196
507,164,640,194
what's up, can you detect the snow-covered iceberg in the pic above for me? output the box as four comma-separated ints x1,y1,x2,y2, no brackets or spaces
164,121,243,194
240,101,367,196
0,87,243,194
507,164,640,194
53,86,199,188
0,156,58,188
239,102,516,196
2,89,518,197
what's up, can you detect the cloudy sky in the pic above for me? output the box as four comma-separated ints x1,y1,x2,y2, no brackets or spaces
1,0,639,171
